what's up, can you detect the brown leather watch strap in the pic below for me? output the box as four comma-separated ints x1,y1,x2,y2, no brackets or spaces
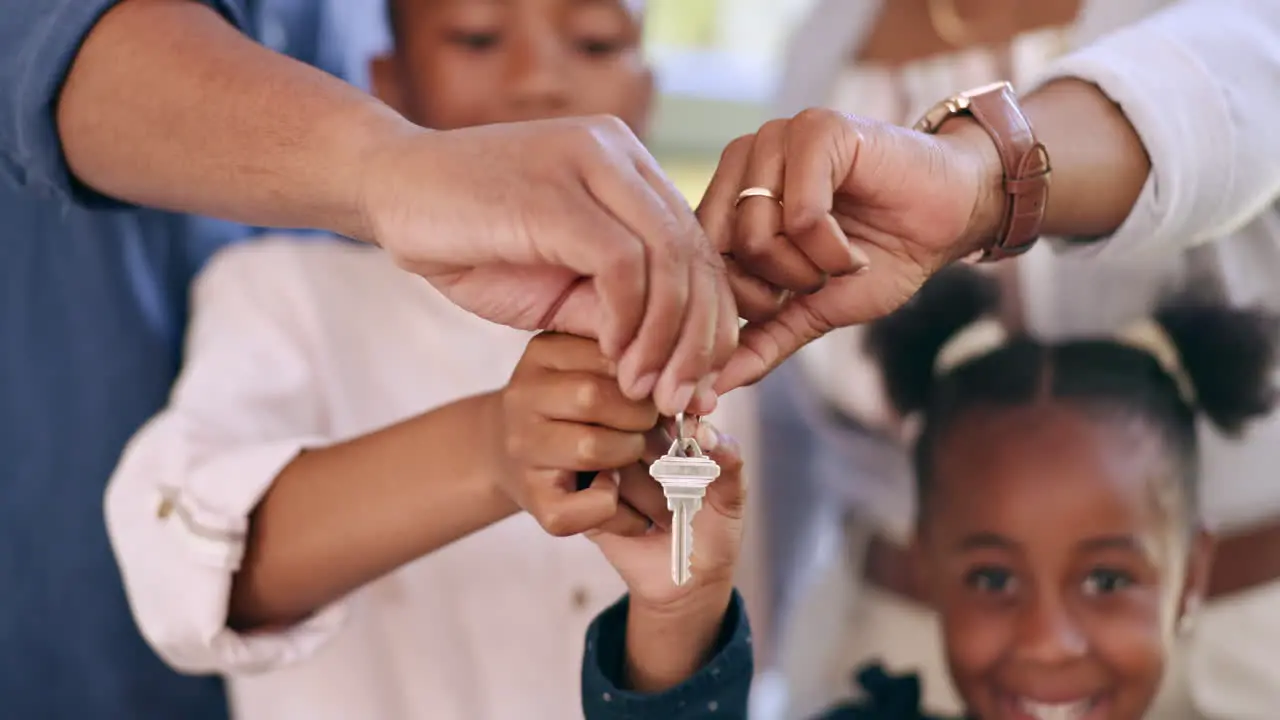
915,81,1051,262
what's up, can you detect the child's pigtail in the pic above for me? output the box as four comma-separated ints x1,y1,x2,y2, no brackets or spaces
864,267,1001,417
1156,300,1280,436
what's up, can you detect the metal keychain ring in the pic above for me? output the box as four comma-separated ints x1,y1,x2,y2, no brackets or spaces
674,411,699,442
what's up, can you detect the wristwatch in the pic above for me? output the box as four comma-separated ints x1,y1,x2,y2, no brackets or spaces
914,81,1051,262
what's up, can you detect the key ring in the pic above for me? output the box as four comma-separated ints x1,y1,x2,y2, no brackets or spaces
672,412,701,457
674,411,696,441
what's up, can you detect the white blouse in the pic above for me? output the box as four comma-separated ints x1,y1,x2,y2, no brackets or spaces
772,2,1280,715
781,0,1280,541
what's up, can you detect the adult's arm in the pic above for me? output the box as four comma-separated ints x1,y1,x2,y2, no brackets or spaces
20,0,735,416
103,240,518,672
1,0,734,417
46,0,404,239
955,0,1280,261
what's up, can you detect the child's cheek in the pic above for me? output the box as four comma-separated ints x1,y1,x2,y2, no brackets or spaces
1079,594,1168,679
941,601,1015,681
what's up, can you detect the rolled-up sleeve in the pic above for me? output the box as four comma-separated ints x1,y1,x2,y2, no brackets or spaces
581,592,755,719
103,240,346,675
0,0,249,205
1028,0,1280,262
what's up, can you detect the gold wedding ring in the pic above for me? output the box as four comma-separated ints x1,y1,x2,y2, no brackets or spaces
735,187,782,207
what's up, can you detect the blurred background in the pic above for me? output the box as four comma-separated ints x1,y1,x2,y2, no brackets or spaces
329,0,821,203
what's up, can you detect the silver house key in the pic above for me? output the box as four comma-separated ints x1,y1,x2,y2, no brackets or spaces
649,413,720,586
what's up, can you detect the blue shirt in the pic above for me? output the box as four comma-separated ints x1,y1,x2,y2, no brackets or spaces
579,591,949,719
0,1,348,716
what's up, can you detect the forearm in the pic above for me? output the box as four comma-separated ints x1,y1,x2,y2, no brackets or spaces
623,582,734,692
229,392,518,629
1024,79,1151,239
57,0,417,240
950,0,1280,253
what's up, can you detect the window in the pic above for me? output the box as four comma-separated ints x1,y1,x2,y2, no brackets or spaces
645,0,821,102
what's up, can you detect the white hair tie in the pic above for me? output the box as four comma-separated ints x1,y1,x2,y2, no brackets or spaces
934,318,1009,376
1115,319,1195,404
931,316,1194,404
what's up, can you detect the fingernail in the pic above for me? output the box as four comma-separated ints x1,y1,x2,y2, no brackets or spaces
854,265,871,275
669,382,696,415
692,389,720,416
630,372,658,399
848,242,871,269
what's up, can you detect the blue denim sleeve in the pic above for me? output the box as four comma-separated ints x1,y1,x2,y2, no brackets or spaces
0,0,249,207
581,591,754,720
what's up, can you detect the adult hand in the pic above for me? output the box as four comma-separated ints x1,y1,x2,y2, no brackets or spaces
358,117,737,416
696,108,1004,392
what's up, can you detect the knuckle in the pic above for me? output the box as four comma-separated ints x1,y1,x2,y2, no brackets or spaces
572,378,605,414
757,118,789,141
581,114,635,151
720,134,754,165
499,383,521,410
539,509,576,537
502,428,530,461
625,432,648,459
737,230,774,260
793,106,836,131
797,275,828,295
500,383,532,418
828,125,861,175
588,113,630,135
574,431,602,464
652,230,692,272
641,211,694,268
525,333,555,357
599,239,646,277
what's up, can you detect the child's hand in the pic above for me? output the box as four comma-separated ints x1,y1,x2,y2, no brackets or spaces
589,423,745,612
592,424,746,693
499,332,665,538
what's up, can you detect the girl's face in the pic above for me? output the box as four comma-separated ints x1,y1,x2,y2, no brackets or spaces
915,403,1212,720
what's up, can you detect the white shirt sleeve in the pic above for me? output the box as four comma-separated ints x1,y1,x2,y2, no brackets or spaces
104,239,346,675
1028,0,1280,262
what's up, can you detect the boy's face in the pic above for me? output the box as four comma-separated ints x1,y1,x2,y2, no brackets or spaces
915,404,1212,720
373,0,652,135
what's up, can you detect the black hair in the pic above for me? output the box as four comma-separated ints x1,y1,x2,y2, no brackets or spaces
864,266,1279,521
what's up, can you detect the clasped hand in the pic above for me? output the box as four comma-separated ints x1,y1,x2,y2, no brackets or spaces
362,109,1002,414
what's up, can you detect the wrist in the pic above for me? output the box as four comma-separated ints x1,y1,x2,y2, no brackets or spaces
325,100,423,244
624,580,734,692
478,391,522,511
937,117,1006,262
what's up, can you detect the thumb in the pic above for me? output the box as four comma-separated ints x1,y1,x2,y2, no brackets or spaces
711,300,830,393
694,423,746,521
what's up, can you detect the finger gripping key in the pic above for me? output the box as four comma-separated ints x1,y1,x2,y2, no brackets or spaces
649,437,721,586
